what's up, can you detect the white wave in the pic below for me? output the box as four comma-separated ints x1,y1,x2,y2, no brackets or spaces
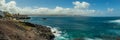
109,19,120,23
47,26,69,40
84,37,103,40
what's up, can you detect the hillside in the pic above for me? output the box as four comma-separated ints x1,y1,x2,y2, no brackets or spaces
0,15,55,40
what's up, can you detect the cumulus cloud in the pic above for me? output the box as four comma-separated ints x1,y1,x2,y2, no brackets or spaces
0,0,96,16
107,8,114,13
73,1,90,9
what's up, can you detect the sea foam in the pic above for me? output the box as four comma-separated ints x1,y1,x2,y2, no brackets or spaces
47,26,104,40
84,37,103,40
47,26,69,40
109,19,120,23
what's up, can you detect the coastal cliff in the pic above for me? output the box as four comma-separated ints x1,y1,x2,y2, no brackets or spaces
0,19,55,40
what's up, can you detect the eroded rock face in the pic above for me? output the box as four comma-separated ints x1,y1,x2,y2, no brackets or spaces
0,20,55,40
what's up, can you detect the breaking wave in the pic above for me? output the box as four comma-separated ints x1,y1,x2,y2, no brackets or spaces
47,26,69,40
108,19,120,23
47,26,105,40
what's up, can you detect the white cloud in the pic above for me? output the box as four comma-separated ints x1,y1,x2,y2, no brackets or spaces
73,1,90,9
0,0,96,16
107,8,114,13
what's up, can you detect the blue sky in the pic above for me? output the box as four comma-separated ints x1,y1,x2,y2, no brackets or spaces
4,0,120,16
8,0,119,9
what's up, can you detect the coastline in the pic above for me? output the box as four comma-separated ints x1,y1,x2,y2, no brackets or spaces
0,19,55,40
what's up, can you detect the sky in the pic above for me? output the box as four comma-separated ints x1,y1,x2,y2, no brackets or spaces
0,0,120,17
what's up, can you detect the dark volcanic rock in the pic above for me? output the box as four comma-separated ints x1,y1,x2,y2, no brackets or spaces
0,15,2,18
0,20,55,40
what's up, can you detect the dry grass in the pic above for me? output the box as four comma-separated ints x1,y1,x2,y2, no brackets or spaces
17,22,32,31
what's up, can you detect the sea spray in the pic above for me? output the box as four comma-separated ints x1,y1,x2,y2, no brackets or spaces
109,19,120,23
47,26,69,40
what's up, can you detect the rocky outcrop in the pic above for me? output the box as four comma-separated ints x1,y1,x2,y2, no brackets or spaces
0,20,55,40
0,15,2,18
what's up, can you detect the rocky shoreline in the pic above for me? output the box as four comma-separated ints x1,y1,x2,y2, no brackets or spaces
0,19,55,40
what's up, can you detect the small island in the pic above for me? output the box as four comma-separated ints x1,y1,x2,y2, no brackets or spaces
0,11,55,40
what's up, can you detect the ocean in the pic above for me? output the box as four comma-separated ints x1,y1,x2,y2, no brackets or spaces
28,16,120,40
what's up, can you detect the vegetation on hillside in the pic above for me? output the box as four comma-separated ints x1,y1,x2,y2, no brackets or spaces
3,11,13,17
0,11,55,40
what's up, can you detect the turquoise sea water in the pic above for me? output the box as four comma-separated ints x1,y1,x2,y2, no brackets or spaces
28,16,120,40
